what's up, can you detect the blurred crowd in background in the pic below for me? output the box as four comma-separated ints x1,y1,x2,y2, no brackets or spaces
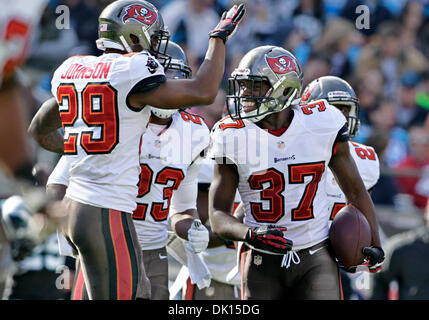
24,0,429,212
2,0,429,300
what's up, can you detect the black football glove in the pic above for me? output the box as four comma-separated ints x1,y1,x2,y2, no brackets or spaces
245,225,293,255
209,3,245,44
339,246,385,274
362,246,385,273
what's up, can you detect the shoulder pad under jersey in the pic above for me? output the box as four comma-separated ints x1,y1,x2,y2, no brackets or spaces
295,99,347,135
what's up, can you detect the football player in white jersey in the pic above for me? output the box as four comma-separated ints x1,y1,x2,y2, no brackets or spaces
301,76,380,225
28,0,245,299
131,42,210,300
207,46,384,300
301,76,382,299
44,41,212,300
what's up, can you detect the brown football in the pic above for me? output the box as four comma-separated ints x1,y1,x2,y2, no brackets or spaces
329,204,372,268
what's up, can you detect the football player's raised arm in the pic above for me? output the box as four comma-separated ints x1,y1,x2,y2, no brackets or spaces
329,141,382,247
129,4,245,109
28,97,64,154
209,160,248,241
130,37,225,109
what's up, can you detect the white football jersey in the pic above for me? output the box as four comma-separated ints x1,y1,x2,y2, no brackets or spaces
208,100,347,250
197,157,241,285
0,0,47,80
325,141,380,221
133,111,210,250
51,51,165,213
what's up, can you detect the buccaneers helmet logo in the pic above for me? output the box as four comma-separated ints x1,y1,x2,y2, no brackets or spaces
121,4,157,25
266,56,298,75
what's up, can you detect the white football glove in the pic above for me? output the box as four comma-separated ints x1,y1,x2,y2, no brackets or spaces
185,219,209,253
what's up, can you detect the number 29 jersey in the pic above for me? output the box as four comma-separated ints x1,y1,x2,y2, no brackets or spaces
51,51,165,213
208,100,348,250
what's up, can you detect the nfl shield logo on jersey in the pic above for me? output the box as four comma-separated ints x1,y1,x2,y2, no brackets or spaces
277,141,285,149
253,255,262,266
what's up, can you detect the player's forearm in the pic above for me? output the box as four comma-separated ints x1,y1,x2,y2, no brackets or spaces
171,208,198,240
193,38,226,104
347,191,382,247
28,97,63,153
36,130,64,154
210,209,248,242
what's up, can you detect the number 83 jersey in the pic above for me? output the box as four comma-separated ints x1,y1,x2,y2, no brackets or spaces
208,100,348,250
50,51,165,213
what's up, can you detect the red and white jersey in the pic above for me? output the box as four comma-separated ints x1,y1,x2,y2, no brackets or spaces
208,100,347,250
325,141,380,221
0,0,47,81
51,51,165,213
197,157,241,285
133,111,210,250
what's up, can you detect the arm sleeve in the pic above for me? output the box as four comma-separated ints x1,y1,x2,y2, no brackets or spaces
129,74,166,95
334,123,350,144
46,156,71,187
169,159,202,215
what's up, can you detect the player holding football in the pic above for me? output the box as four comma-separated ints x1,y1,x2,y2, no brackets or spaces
301,76,381,228
28,0,245,299
208,45,384,300
301,76,383,299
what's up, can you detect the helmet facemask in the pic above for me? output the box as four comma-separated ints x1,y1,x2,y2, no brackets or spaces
226,46,303,123
330,99,360,138
227,70,301,123
147,29,171,67
151,41,191,119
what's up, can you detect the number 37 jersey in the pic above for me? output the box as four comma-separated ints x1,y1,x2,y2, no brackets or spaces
208,100,348,250
50,52,165,213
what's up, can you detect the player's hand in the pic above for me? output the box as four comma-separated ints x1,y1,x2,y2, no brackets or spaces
245,225,293,255
362,246,385,273
185,219,209,253
339,246,385,273
209,3,245,44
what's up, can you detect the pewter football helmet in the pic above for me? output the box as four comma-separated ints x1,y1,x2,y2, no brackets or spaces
151,41,192,119
96,0,170,62
227,46,303,122
301,76,360,137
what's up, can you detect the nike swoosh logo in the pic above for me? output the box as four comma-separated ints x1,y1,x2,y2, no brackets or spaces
308,246,326,255
159,254,167,260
